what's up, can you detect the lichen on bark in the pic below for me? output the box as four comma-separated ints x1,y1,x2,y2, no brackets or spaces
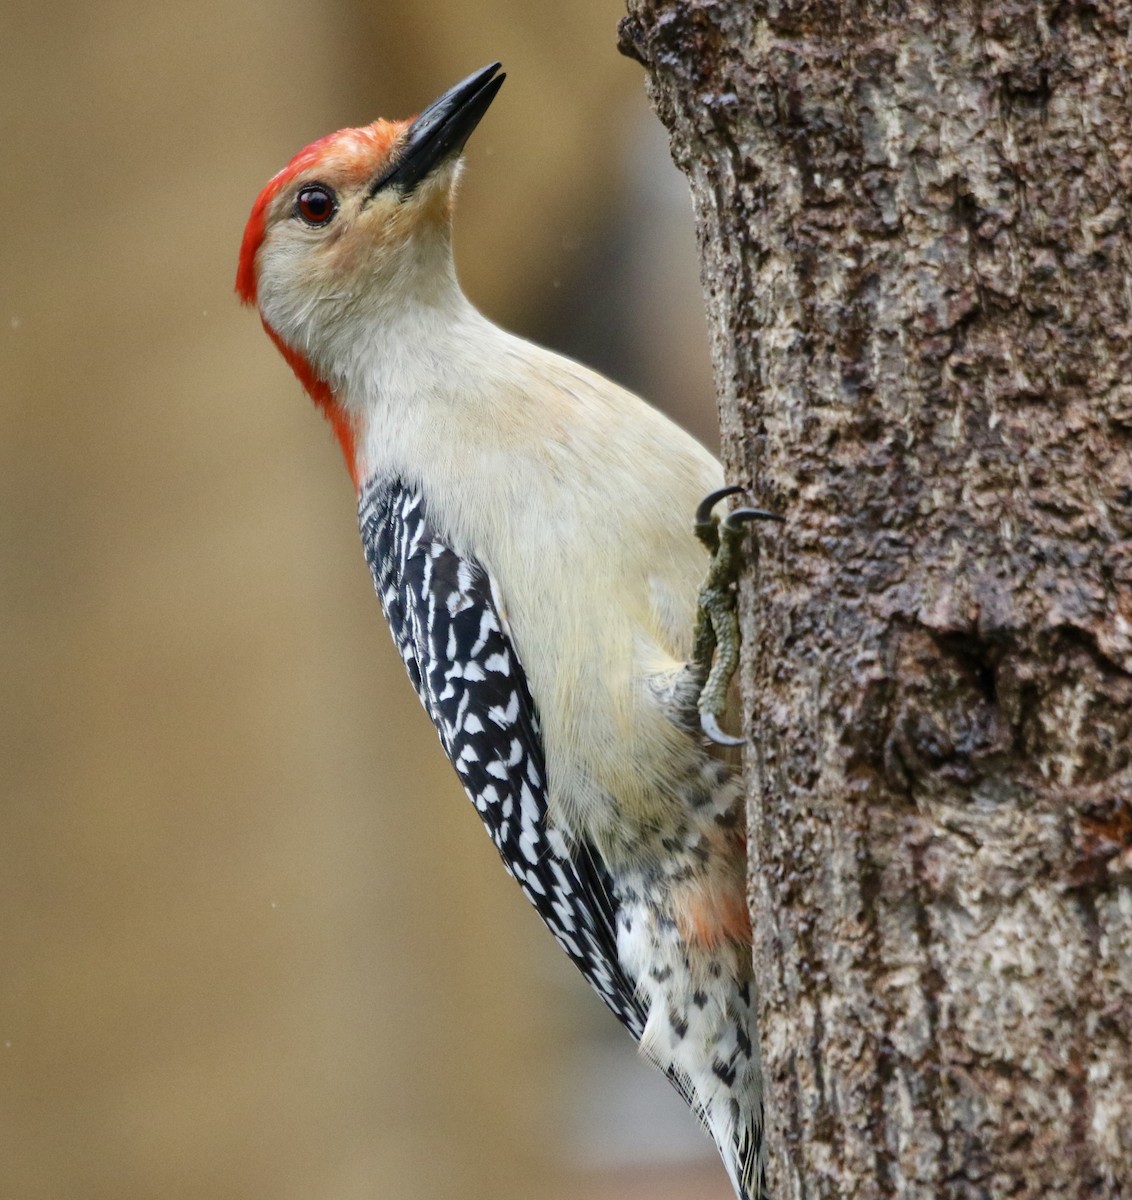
620,2,1132,1196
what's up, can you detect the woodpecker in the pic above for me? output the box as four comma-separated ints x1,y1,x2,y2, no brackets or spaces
238,64,766,1199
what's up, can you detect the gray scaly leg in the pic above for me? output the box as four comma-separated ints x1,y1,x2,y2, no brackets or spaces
692,486,783,747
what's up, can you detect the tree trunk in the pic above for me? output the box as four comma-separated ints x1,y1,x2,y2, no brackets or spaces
619,3,1132,1197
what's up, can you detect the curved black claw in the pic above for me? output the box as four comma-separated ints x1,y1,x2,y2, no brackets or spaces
694,485,745,554
701,710,745,747
723,507,785,531
695,485,744,528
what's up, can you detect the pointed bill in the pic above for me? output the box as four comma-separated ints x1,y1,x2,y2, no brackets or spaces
370,62,505,197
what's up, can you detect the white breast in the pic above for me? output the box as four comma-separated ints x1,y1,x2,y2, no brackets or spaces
352,301,723,847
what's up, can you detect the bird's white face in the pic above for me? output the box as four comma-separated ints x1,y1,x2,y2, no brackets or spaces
243,124,459,370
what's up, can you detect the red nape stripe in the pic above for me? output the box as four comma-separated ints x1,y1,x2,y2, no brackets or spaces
235,202,267,305
265,323,360,491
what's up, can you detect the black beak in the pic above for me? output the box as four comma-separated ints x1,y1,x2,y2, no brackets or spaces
370,63,505,198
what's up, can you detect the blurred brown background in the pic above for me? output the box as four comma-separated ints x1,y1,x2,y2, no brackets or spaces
0,1,728,1197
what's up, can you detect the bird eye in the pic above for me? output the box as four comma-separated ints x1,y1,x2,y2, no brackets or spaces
295,184,337,227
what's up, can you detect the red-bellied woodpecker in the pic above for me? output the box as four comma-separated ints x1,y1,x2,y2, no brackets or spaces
238,63,767,1199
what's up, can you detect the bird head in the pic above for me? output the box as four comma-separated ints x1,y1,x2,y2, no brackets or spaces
236,63,505,483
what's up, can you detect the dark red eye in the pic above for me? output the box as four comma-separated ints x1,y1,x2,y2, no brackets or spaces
295,184,337,226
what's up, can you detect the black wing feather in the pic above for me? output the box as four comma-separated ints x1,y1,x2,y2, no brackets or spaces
359,477,646,1038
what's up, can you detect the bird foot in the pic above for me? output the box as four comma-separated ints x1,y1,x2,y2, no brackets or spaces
692,487,783,746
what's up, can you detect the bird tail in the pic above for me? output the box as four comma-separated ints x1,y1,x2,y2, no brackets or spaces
713,1104,765,1200
693,974,765,1200
646,979,766,1200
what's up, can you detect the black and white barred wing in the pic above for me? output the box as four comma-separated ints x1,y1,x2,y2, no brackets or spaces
359,477,645,1039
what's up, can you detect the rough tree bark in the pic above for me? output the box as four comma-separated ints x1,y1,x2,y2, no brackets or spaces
619,3,1132,1197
